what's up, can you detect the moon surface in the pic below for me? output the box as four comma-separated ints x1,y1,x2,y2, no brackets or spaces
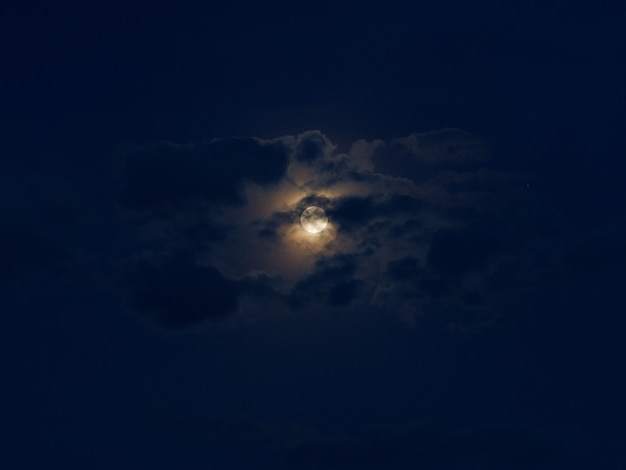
300,206,328,233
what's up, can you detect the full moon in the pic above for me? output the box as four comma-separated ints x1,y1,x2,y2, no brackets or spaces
300,206,328,233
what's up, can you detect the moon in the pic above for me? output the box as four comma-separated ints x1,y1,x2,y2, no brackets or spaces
300,206,328,234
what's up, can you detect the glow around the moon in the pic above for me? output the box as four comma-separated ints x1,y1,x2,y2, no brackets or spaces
300,206,328,233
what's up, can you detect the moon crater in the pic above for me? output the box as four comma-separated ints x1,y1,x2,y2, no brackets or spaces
300,206,329,234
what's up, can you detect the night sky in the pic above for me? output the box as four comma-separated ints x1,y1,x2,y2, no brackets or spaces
2,2,626,469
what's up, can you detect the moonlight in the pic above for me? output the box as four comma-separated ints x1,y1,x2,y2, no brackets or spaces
300,206,328,234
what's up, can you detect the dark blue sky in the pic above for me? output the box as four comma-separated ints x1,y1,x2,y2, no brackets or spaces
1,2,626,469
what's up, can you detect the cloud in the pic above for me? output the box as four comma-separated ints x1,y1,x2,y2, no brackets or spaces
328,194,424,233
120,137,290,212
369,128,490,183
287,252,363,310
385,256,420,281
126,255,239,329
390,128,490,166
116,128,558,330
293,130,336,163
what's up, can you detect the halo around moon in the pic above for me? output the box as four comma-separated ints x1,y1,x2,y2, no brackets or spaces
300,206,329,234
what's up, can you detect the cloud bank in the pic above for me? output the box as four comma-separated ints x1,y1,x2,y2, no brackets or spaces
117,129,571,330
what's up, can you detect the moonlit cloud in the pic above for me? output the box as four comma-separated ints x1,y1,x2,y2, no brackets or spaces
119,129,556,329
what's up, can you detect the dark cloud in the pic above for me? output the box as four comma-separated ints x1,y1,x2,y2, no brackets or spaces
327,279,363,307
294,130,333,163
127,256,239,329
388,218,422,238
329,196,376,228
237,271,285,301
289,131,381,189
257,211,296,240
259,192,423,239
288,253,362,310
256,194,332,240
381,193,424,213
329,194,423,232
295,194,333,212
115,128,561,331
179,220,230,247
385,257,420,281
373,128,490,182
120,137,290,212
